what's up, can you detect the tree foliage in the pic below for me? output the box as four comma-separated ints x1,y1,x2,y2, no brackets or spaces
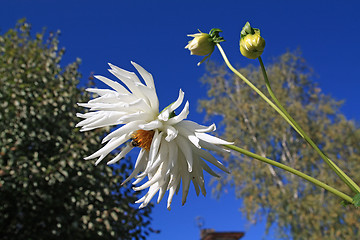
199,52,360,239
0,20,153,240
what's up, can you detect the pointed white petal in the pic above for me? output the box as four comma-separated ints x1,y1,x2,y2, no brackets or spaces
164,125,178,142
177,120,216,133
118,112,155,123
157,176,170,204
181,171,190,205
199,159,220,178
175,135,193,172
167,140,178,174
121,149,147,185
198,139,230,154
168,89,184,112
79,112,126,131
166,101,189,125
158,90,185,121
146,140,168,174
108,63,141,83
94,75,130,94
107,143,134,165
133,165,163,191
195,132,233,145
84,134,130,160
131,61,156,89
196,148,230,173
138,184,160,208
86,88,117,96
139,120,163,130
177,125,200,148
102,120,144,143
148,131,163,167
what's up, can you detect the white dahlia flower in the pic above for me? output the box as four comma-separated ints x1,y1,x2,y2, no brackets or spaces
76,62,231,209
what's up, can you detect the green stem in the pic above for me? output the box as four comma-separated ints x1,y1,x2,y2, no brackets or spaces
216,44,304,138
224,144,354,204
216,43,360,194
258,56,360,194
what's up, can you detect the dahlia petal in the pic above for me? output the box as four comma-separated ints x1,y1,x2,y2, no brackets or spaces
138,184,160,209
181,171,190,205
168,89,184,112
107,143,134,165
139,120,163,130
86,88,117,96
131,61,155,89
164,125,178,142
148,131,163,167
76,111,98,119
102,120,144,143
79,112,126,131
199,159,220,178
167,178,180,210
177,120,216,133
84,134,130,160
127,98,154,113
198,139,230,154
177,125,200,148
118,112,155,123
122,149,147,185
95,154,107,166
158,89,184,121
94,75,130,94
195,132,234,145
196,175,206,196
175,135,193,172
108,63,141,84
167,141,178,174
196,148,230,173
133,175,146,185
133,167,163,191
192,176,201,196
108,64,148,102
146,140,168,174
135,84,159,112
157,176,170,204
166,101,189,125
76,112,103,127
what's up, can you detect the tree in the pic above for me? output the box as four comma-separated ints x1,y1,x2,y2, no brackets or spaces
199,52,360,239
0,19,153,240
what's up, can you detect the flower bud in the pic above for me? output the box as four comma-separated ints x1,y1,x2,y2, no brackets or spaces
185,32,214,56
186,29,224,66
240,22,265,59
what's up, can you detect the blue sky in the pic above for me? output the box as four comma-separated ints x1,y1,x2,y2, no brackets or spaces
2,0,360,239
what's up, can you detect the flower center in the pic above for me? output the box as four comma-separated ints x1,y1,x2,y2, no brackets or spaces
131,130,155,151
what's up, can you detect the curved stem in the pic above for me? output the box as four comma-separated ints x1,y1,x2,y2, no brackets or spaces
224,144,354,204
258,56,360,194
216,44,304,138
216,43,360,194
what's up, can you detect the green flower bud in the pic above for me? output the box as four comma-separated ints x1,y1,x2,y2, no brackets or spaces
239,22,265,59
186,28,225,66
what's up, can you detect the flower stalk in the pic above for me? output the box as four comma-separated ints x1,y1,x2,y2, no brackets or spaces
224,144,354,204
215,42,359,205
258,56,360,194
216,43,304,138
